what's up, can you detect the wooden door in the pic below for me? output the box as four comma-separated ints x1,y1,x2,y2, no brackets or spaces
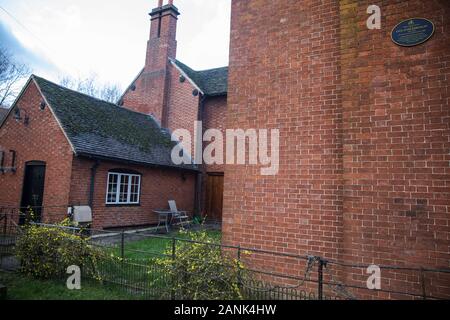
205,173,224,222
20,162,46,224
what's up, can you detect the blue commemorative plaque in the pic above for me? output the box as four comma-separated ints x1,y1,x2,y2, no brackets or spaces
391,18,435,47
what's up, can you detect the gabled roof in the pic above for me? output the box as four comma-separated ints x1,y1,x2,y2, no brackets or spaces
171,59,228,97
0,107,9,123
30,75,197,171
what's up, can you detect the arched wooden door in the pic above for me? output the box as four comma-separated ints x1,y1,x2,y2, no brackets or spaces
20,161,46,224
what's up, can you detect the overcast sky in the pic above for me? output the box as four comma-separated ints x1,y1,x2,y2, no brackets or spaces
0,0,231,90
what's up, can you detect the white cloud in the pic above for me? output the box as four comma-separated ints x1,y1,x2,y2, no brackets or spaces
0,0,231,89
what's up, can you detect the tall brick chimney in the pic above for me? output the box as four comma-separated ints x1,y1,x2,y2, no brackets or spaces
122,0,180,126
145,0,179,126
146,0,179,72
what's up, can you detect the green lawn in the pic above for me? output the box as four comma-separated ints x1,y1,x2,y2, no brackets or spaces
0,229,222,300
118,229,222,261
0,271,136,300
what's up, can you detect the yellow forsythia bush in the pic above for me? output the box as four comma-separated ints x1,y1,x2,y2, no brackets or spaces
15,220,103,279
153,230,248,300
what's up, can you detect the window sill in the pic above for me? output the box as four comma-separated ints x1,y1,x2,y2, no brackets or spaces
105,204,141,208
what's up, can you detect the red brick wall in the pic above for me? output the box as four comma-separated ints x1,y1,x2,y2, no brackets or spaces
123,64,201,154
69,157,196,229
340,0,450,298
200,96,227,218
224,0,344,260
0,80,73,221
203,95,227,173
121,70,165,120
225,0,450,298
166,64,200,157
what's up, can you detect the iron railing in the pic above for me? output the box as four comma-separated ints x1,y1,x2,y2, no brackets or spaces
1,209,450,300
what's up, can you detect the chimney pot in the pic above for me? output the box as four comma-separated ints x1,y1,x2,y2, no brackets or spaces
158,0,174,6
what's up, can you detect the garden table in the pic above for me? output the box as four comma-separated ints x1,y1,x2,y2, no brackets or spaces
153,210,175,234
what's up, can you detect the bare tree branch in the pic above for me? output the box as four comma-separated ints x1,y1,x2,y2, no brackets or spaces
99,84,122,104
58,74,122,104
0,47,31,106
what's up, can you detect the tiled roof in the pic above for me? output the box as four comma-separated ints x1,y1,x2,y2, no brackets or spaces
171,59,228,96
32,76,197,171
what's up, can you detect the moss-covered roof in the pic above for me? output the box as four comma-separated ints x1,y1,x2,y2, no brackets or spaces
171,59,228,96
33,75,197,171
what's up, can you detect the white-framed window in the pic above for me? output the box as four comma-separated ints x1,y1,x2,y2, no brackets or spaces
106,172,141,205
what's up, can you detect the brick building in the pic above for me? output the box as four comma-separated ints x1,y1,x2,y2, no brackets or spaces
0,0,449,298
223,0,450,298
118,2,228,223
0,1,228,228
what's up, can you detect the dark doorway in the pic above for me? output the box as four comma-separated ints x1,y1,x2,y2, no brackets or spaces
20,161,46,224
205,173,224,223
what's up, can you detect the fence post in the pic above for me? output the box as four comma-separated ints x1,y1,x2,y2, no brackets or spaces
237,245,242,289
120,231,125,260
420,268,427,300
3,213,7,235
171,237,176,300
318,257,326,300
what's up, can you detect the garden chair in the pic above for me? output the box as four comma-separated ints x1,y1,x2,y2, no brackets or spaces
168,200,190,229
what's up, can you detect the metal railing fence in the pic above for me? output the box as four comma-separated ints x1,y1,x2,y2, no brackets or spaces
1,208,449,300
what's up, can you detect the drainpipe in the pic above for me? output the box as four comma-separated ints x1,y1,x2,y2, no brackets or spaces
194,172,203,217
89,160,100,208
194,94,207,217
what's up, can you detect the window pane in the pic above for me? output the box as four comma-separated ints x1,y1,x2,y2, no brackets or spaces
107,174,118,203
119,175,129,203
130,176,140,203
